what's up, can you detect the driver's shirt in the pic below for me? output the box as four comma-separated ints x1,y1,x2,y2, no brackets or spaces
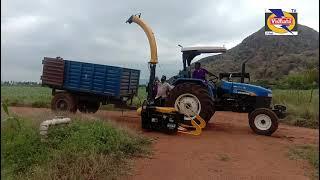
192,68,209,80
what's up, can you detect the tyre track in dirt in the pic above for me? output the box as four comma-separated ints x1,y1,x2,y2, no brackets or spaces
10,107,318,180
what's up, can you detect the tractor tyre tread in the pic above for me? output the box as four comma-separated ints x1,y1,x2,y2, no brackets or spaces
249,108,278,136
165,82,215,123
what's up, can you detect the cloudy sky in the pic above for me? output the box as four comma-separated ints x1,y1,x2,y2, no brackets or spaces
1,0,319,82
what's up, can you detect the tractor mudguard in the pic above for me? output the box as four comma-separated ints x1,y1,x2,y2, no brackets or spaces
171,78,215,98
172,78,207,87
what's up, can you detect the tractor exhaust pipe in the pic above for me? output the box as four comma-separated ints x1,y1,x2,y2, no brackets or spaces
241,59,249,83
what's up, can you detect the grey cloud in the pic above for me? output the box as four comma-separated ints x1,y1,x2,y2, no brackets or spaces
1,0,319,81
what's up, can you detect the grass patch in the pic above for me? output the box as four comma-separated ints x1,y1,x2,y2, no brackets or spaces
273,89,319,128
1,114,151,180
288,145,319,179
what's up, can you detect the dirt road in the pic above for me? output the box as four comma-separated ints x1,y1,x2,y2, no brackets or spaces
11,107,319,180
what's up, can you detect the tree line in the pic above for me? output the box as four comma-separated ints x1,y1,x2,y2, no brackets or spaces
1,81,41,86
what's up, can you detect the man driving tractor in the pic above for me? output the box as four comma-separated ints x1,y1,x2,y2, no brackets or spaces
192,62,215,81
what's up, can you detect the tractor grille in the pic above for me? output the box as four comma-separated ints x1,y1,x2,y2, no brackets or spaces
255,97,272,108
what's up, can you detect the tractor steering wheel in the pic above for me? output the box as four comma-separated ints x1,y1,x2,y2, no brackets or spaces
208,73,219,83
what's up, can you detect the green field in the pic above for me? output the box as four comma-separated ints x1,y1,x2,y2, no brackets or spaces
0,86,147,108
1,86,52,108
1,85,318,128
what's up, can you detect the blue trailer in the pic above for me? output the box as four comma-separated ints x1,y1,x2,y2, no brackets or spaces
41,57,140,113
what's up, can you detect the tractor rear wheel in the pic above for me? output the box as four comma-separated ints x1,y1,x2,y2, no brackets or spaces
165,83,215,124
51,92,77,113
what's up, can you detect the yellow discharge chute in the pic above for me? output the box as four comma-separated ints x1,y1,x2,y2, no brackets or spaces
126,14,158,64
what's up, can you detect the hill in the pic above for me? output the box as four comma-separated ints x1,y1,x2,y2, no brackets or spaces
198,24,319,81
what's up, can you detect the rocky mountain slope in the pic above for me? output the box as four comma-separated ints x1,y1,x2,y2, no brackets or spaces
198,24,319,81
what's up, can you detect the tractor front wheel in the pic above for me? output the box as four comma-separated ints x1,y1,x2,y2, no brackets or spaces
249,108,278,136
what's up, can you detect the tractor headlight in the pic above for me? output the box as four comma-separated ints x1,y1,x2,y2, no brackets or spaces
268,93,272,97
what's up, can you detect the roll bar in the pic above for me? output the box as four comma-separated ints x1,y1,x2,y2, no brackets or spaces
180,46,226,70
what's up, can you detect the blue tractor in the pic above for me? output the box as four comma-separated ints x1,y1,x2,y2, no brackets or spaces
166,46,287,135
126,14,286,136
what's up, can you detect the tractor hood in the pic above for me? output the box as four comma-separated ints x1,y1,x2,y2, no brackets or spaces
220,80,272,97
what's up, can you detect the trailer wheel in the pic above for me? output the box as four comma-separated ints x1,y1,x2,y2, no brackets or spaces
51,93,77,113
78,101,100,113
249,108,278,136
87,102,100,113
77,102,87,113
166,82,215,124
